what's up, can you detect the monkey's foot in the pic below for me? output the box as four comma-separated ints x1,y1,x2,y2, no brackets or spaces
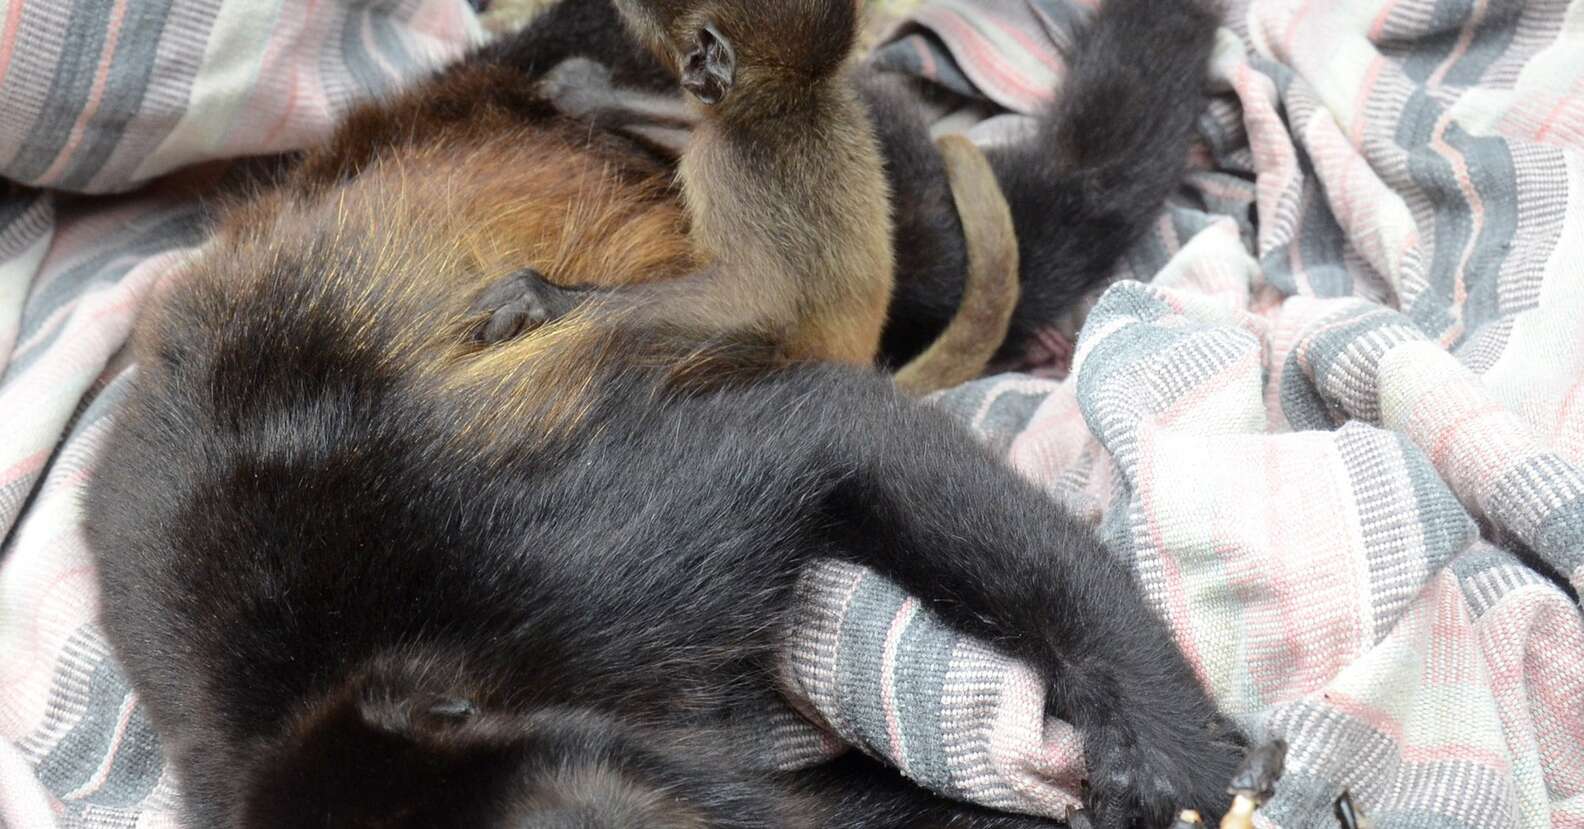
1079,713,1243,829
468,267,583,344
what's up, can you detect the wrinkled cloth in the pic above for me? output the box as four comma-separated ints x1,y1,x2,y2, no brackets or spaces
2,0,1583,827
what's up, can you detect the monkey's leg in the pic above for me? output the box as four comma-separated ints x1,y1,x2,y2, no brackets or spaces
811,378,1242,829
467,267,594,344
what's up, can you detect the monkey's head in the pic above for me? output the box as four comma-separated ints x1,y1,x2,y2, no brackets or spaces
615,0,860,107
236,657,790,828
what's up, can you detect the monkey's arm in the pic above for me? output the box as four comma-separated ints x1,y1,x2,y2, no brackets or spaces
467,264,779,352
810,377,1242,829
538,57,695,158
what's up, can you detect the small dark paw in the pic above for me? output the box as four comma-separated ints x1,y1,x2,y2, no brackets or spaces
468,267,579,345
1081,718,1242,829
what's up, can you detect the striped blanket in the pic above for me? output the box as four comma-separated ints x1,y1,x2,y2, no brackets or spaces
2,0,1582,827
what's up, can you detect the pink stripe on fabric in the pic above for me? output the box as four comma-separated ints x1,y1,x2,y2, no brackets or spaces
36,0,131,185
261,0,322,148
63,694,141,800
1535,88,1583,144
1133,429,1211,681
912,36,937,79
1348,56,1385,148
1368,0,1403,41
1322,690,1406,742
1399,743,1513,770
880,598,920,773
919,10,1052,108
1479,625,1584,792
1556,379,1583,457
1425,0,1489,90
0,0,28,93
1424,400,1511,472
1279,0,1317,65
0,564,92,697
404,0,471,44
1157,349,1262,428
973,10,1062,75
0,449,48,489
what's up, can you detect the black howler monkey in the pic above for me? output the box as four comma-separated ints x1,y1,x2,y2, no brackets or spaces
85,0,1234,827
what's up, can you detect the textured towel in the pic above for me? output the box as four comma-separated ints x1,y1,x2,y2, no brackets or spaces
3,0,1583,827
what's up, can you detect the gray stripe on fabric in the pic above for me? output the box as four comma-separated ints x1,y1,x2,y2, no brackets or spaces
1443,123,1519,341
891,606,956,788
1279,346,1343,431
1335,426,1432,640
32,631,163,807
7,0,116,183
1398,0,1475,84
1394,431,1479,576
1390,90,1457,333
1534,493,1584,575
371,12,418,83
2,209,203,384
56,0,177,191
1264,700,1515,828
341,11,393,103
0,190,54,260
1441,0,1520,89
87,0,224,192
1296,178,1355,298
1451,545,1559,618
833,572,907,758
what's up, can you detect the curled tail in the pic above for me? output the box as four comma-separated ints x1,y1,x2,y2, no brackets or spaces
878,0,1220,369
986,0,1221,351
893,134,1019,396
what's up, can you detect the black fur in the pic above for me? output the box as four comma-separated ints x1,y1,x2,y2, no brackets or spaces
875,0,1221,364
475,0,677,93
91,235,1241,828
86,2,1239,827
977,0,1220,361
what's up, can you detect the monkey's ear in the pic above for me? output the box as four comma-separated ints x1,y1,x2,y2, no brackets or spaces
680,23,735,105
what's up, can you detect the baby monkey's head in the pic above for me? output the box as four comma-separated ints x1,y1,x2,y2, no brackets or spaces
616,0,860,108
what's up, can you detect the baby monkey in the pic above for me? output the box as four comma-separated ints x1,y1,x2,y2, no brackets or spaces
478,0,895,371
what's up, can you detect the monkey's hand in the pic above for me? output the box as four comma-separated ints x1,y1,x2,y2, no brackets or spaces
467,267,588,344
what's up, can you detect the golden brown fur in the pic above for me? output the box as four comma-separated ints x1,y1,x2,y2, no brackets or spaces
530,53,1021,394
572,0,896,368
220,14,1005,407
